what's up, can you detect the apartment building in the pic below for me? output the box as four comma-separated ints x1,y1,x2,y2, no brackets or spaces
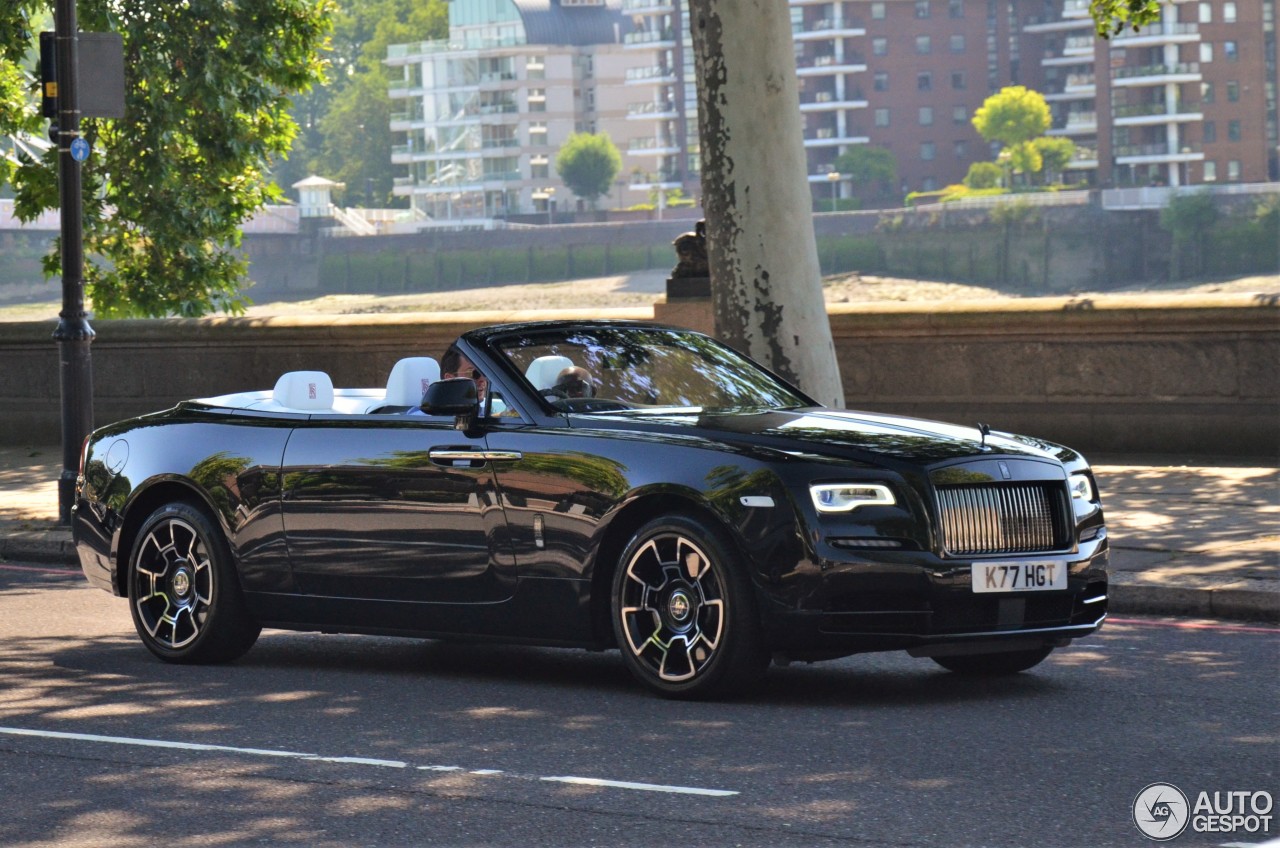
387,0,1277,220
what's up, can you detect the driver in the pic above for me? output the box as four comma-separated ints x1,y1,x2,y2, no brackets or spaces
553,366,595,398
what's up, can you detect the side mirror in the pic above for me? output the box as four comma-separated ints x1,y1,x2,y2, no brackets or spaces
421,378,478,418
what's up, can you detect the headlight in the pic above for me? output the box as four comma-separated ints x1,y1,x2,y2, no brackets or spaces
1068,473,1094,502
1069,473,1098,518
810,483,895,513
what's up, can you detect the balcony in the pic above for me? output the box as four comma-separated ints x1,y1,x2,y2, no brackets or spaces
1113,100,1203,125
1112,62,1202,86
625,65,678,85
1063,34,1096,56
627,100,679,120
796,53,867,76
792,18,866,40
1111,21,1199,47
1113,142,1204,165
799,92,869,111
628,136,681,156
1047,112,1097,135
629,169,683,189
1023,16,1094,33
621,0,674,13
803,133,870,148
1063,0,1091,17
624,28,677,48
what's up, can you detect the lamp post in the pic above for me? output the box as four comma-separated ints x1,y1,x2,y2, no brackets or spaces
826,171,841,212
53,0,94,524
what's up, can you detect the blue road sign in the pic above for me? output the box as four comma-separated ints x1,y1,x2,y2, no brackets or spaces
70,137,90,162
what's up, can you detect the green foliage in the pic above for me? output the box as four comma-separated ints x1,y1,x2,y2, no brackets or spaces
964,162,1004,189
972,86,1050,149
989,199,1041,228
1006,141,1043,177
1033,137,1076,184
833,145,897,192
555,132,622,208
1090,0,1162,38
293,0,447,207
1,0,334,318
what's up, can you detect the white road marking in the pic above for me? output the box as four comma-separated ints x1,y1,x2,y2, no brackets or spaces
542,776,739,797
1219,839,1280,848
0,725,738,797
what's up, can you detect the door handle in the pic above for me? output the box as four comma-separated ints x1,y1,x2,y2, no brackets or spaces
428,448,523,466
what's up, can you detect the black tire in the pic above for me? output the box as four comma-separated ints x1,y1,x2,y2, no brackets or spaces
612,515,768,699
127,501,261,664
932,646,1053,675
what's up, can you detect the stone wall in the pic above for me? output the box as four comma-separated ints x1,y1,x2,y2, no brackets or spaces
0,296,1275,456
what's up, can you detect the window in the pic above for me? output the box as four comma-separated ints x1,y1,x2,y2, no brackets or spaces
1200,42,1214,63
531,160,550,179
953,139,968,158
1203,121,1217,142
921,141,936,161
950,34,965,53
916,35,932,54
919,106,934,125
873,37,888,56
1228,120,1241,141
874,72,889,91
915,0,931,18
951,71,966,90
1202,82,1215,103
1224,41,1238,60
1199,2,1212,23
918,72,933,91
1227,81,1239,102
949,0,964,18
871,1,886,19
875,108,890,127
1224,2,1237,22
1227,160,1241,181
1203,160,1217,181
953,105,969,123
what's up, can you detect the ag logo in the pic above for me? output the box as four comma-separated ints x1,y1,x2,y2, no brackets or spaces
1134,782,1191,841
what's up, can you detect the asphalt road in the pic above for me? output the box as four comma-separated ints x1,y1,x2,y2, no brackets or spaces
1,562,1276,848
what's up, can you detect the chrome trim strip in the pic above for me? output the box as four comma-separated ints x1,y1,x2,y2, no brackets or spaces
1082,593,1108,604
936,613,1107,641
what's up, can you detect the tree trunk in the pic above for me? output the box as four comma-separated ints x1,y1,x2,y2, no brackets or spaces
688,0,844,407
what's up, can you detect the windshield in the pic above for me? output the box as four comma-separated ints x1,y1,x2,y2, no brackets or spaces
490,326,811,413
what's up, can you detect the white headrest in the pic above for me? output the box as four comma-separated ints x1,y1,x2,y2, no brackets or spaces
525,355,575,392
273,371,334,410
385,357,441,406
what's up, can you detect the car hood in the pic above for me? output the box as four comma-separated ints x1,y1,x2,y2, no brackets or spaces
586,407,1072,466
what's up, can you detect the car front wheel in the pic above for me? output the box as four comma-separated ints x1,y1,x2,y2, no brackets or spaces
128,501,260,664
612,516,767,699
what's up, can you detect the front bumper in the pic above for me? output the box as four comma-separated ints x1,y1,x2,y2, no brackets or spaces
761,537,1110,656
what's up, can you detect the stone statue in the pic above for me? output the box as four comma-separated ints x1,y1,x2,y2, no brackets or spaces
670,219,708,279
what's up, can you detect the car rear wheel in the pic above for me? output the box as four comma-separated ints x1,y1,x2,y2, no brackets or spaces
931,646,1053,675
612,516,767,699
128,502,260,664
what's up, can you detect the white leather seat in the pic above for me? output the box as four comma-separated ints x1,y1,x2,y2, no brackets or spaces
384,357,441,407
524,355,574,393
272,371,334,410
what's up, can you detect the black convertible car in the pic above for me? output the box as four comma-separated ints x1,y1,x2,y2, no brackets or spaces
74,320,1108,698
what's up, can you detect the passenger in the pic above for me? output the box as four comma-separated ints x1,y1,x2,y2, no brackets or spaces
407,347,491,416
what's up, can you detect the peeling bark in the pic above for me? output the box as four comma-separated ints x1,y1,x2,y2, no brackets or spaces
688,0,844,407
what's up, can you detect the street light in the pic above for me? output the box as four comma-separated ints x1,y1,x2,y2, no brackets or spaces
826,171,841,212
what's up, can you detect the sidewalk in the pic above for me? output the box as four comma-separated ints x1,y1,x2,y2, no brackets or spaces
1,445,1276,622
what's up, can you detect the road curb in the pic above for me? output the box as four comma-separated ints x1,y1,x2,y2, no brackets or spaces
4,532,1277,625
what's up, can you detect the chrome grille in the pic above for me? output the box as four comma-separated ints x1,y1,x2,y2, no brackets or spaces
937,483,1063,555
